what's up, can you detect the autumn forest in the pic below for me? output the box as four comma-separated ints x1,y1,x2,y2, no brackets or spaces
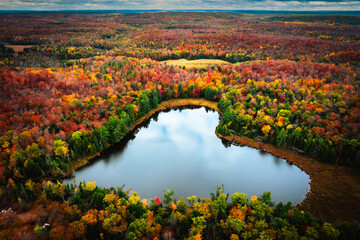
0,11,360,239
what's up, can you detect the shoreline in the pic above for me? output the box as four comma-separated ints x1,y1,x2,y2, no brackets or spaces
67,98,360,223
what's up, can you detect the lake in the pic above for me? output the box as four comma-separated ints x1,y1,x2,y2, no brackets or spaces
64,107,310,204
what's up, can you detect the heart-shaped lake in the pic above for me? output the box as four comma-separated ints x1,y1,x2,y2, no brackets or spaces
64,107,310,204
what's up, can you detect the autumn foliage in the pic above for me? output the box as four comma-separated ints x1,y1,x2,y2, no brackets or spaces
0,11,359,239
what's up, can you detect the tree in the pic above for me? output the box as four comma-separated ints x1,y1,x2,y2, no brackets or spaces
96,125,110,150
124,104,136,123
49,225,73,240
138,94,151,117
150,88,161,108
218,96,232,112
204,86,217,101
70,131,83,155
261,125,271,137
53,140,69,159
276,128,288,148
26,143,41,159
106,116,127,143
24,159,42,178
178,83,185,98
18,131,32,149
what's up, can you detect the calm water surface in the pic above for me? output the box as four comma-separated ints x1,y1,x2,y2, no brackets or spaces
64,107,310,204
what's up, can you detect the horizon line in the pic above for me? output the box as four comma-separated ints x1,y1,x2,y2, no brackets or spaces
1,9,360,12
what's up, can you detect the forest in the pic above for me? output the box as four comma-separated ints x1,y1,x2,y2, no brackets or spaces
0,11,360,239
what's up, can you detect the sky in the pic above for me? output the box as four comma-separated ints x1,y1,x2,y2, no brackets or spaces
0,0,359,11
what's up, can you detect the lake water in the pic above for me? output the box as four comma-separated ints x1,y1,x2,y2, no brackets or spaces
64,107,310,204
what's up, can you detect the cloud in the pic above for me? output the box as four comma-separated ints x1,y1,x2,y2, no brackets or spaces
1,0,359,11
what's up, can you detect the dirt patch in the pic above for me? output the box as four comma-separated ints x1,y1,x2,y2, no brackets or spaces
9,205,47,239
6,45,34,53
17,209,40,224
162,59,231,68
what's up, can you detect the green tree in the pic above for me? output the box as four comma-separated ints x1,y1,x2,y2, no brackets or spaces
106,116,128,143
24,159,42,178
204,86,217,101
276,128,288,148
178,83,185,98
218,96,232,112
124,104,136,122
138,92,151,117
98,125,110,148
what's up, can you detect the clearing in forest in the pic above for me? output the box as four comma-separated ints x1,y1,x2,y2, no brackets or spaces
6,45,34,53
162,58,231,68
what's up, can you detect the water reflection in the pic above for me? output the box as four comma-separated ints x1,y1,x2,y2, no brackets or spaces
64,107,310,204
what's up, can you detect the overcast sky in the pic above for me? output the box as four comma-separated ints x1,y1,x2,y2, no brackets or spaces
0,0,359,11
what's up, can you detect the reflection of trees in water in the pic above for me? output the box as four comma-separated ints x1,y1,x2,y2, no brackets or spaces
101,106,217,164
259,149,291,167
273,156,283,166
103,114,161,163
271,155,294,167
172,105,215,113
284,159,294,168
259,149,267,156
153,113,159,122
220,139,292,168
79,105,293,168
221,139,232,148
102,133,133,164
65,107,309,205
100,106,292,169
223,139,245,149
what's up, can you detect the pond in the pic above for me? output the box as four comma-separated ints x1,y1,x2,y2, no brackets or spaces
64,107,310,204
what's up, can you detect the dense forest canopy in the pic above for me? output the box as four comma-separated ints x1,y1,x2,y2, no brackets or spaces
0,12,359,239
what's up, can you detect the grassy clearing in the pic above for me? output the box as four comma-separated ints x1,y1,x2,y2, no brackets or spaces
162,58,231,68
6,45,34,53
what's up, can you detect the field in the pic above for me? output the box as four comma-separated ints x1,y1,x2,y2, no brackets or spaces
5,45,34,53
162,59,231,68
0,11,360,239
